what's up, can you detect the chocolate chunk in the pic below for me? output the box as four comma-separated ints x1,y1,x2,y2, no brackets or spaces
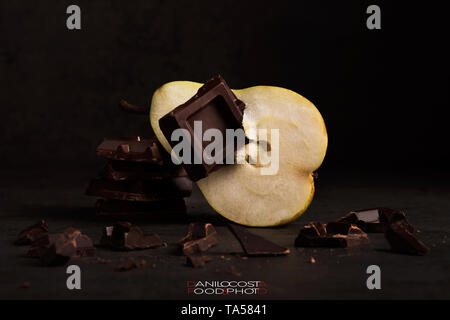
338,207,414,233
102,161,187,181
159,75,246,181
385,220,429,255
85,177,192,202
179,222,219,256
74,233,96,257
14,220,48,245
228,223,290,256
95,199,186,217
100,222,162,250
27,229,95,262
40,233,77,266
295,222,369,248
114,258,147,272
96,136,166,164
185,255,213,268
26,233,60,258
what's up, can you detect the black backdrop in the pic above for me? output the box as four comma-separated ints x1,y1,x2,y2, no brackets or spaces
1,0,449,175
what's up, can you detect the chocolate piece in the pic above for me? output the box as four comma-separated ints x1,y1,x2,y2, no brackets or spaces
40,234,77,266
338,207,414,233
28,229,95,261
100,222,162,250
228,223,290,256
85,177,192,202
114,258,147,272
385,221,429,255
74,233,96,257
159,75,246,181
102,161,187,181
185,255,212,268
95,199,187,217
179,222,219,256
26,233,60,258
14,220,48,245
295,222,369,248
96,136,166,164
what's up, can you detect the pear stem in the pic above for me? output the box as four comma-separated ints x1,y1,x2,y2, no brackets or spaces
119,99,148,114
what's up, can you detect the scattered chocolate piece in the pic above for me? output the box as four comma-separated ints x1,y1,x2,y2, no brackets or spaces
96,136,166,164
95,198,186,217
20,282,31,288
114,258,146,272
228,223,290,256
40,233,77,266
100,222,162,251
179,222,219,256
26,228,95,265
74,233,96,257
185,255,212,268
159,75,246,181
295,222,369,248
338,207,414,233
14,220,48,245
385,220,429,255
86,177,192,202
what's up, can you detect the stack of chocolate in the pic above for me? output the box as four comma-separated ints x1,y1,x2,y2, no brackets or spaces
86,136,192,217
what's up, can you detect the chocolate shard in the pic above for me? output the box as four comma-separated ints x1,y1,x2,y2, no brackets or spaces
385,220,429,255
14,220,49,245
40,234,77,266
35,228,96,265
85,177,192,202
179,222,219,256
295,222,369,248
102,160,187,181
96,136,166,164
26,233,60,258
185,255,213,268
74,233,96,257
159,75,246,181
95,199,186,218
338,207,415,233
100,222,162,251
228,223,290,256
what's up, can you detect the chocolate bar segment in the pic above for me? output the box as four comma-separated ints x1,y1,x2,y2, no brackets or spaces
96,136,166,164
159,75,246,181
295,222,369,248
228,223,290,256
337,207,414,233
100,222,162,251
85,177,192,202
179,222,219,256
385,221,429,255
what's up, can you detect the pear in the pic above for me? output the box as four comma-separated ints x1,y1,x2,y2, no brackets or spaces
150,81,327,226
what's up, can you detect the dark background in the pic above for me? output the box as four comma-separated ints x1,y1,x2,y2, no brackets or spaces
0,1,449,301
1,0,448,175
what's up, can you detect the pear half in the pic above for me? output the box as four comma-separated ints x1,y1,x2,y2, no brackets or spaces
150,81,327,226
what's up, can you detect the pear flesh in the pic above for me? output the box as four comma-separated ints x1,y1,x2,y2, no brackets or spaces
150,81,327,226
